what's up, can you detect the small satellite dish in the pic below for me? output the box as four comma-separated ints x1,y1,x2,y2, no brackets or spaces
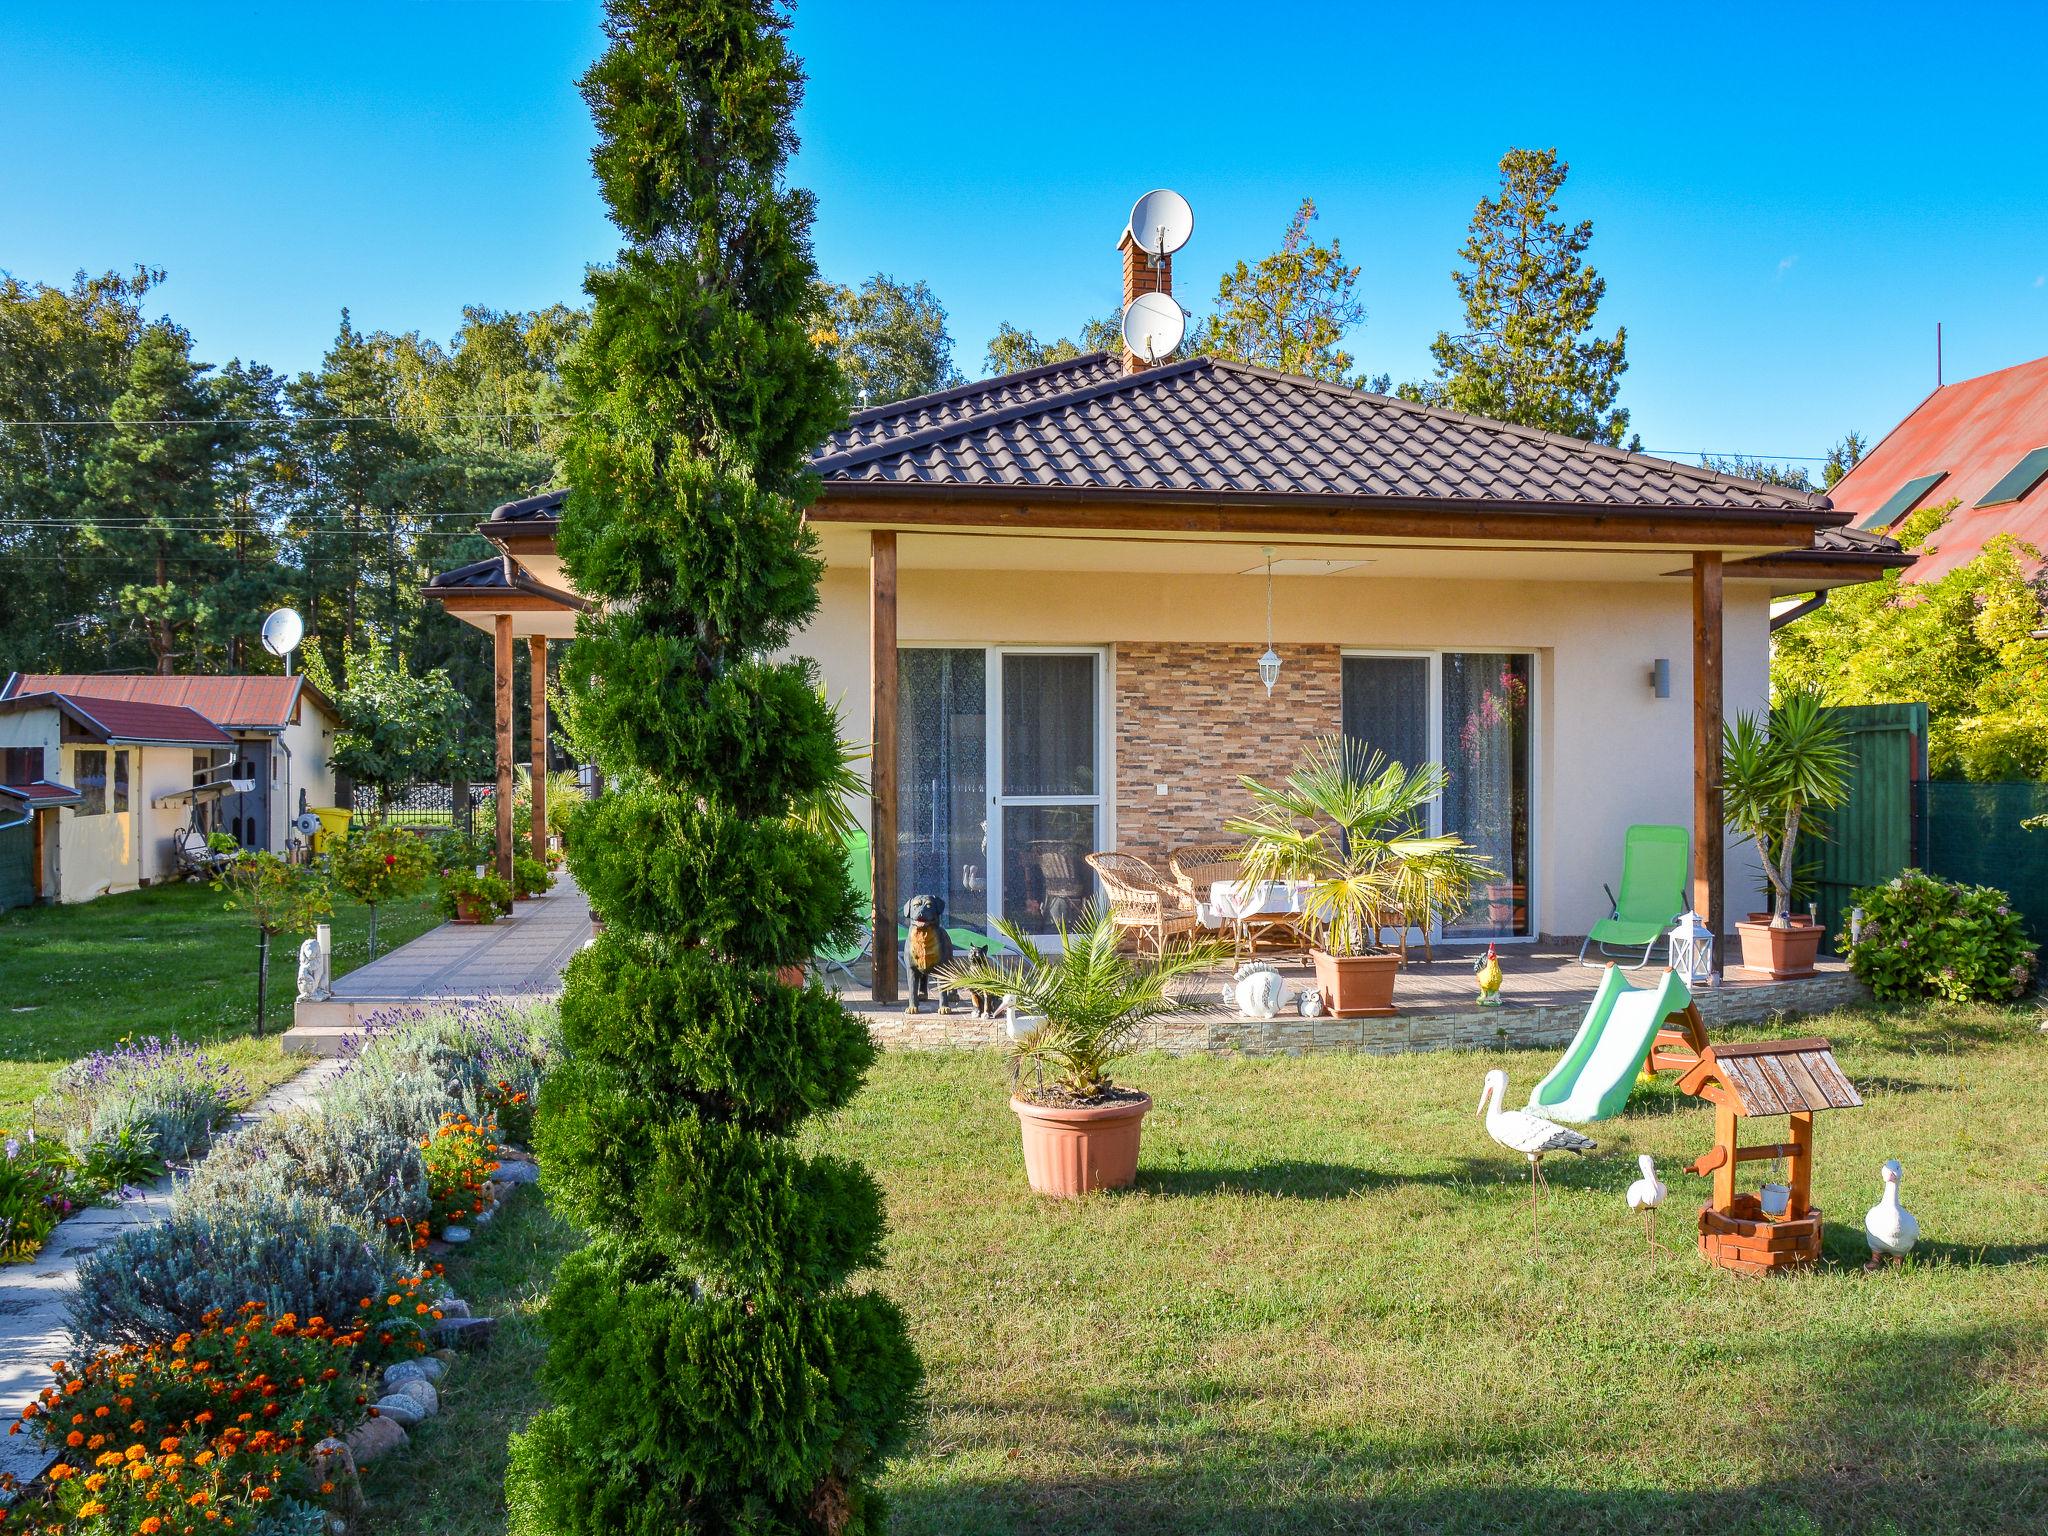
1121,292,1186,363
1125,188,1194,261
260,607,303,660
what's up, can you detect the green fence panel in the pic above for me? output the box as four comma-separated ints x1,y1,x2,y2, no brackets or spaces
1798,703,1926,950
1926,780,2048,942
0,820,33,914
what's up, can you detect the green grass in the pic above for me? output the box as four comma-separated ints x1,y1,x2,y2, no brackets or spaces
0,880,441,1121
365,1000,2048,1536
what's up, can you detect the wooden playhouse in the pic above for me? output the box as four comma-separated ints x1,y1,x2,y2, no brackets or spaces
1673,1038,1864,1275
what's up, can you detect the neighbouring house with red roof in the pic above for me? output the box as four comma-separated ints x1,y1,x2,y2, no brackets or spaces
1829,353,2048,584
0,675,338,907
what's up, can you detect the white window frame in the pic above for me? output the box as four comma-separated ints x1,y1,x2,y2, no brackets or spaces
1342,646,1542,944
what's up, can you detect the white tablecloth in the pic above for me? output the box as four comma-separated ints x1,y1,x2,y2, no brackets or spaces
1198,879,1312,931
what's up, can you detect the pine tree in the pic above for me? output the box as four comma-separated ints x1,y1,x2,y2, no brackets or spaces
1413,148,1631,446
1203,198,1372,385
505,5,921,1533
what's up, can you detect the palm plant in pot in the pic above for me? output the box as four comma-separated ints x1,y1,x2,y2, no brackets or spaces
942,904,1223,1197
1723,689,1850,979
1231,735,1494,1017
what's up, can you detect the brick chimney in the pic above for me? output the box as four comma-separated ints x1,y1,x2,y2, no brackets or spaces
1118,231,1171,375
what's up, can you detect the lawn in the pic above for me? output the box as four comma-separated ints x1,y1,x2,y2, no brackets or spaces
0,880,441,1120
364,1000,2048,1536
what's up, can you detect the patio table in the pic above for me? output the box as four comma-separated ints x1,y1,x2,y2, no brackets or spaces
1200,879,1313,960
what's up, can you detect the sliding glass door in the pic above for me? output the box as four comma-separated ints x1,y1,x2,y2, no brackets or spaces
897,647,1104,942
1341,651,1533,940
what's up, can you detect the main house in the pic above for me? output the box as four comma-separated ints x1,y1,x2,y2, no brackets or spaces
0,673,338,906
428,234,1911,997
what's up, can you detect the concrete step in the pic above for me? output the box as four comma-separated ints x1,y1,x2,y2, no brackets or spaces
280,1022,363,1058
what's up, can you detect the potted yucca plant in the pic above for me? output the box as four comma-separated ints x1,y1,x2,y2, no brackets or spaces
1232,735,1493,1017
1723,689,1850,979
943,905,1222,1197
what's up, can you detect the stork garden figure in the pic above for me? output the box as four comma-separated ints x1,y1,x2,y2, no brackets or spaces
1625,1153,1668,1252
1478,1068,1598,1236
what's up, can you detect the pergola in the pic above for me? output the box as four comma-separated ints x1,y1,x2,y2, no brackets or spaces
424,521,585,880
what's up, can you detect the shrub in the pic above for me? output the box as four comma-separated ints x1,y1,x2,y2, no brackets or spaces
340,1002,558,1145
422,1112,499,1230
177,1108,428,1252
8,1305,368,1533
1842,869,2039,1003
512,853,555,900
39,1035,245,1164
70,1193,398,1350
0,1132,87,1261
437,867,512,922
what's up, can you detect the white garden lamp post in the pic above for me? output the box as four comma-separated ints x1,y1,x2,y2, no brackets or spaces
1669,909,1715,989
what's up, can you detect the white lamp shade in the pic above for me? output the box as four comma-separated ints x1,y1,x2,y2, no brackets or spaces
1258,647,1282,696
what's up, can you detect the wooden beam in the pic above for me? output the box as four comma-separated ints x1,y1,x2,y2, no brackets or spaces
1712,1100,1740,1213
528,635,548,862
494,614,514,883
430,592,580,616
31,809,45,901
870,530,899,1004
1692,552,1724,967
1787,1111,1815,1217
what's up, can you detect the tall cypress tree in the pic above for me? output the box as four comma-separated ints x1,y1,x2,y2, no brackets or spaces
507,5,920,1534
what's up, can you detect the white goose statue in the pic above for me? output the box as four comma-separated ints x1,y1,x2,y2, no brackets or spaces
1625,1153,1668,1252
1863,1158,1920,1270
1478,1068,1598,1235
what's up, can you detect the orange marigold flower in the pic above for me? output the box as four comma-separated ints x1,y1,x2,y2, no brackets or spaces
65,1431,82,1447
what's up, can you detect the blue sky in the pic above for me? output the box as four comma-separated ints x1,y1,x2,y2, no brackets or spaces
6,1,2047,464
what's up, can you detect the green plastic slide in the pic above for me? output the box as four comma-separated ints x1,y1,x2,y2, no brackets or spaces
1525,967,1693,1123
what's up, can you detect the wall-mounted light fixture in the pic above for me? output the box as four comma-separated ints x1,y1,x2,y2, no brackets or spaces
1649,658,1671,699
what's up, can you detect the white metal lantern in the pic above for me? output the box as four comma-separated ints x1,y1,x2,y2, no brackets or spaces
1257,647,1282,696
1669,909,1715,988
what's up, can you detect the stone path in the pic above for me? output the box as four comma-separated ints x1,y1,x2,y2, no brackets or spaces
0,1058,346,1491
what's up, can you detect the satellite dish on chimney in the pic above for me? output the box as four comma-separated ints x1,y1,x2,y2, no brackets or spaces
1121,291,1186,363
260,607,304,675
1125,189,1194,263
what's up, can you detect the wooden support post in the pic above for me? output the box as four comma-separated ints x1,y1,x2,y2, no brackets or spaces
494,614,514,883
1692,552,1724,967
528,635,548,862
870,530,899,1004
31,809,46,901
1786,1110,1814,1217
1711,1100,1739,1214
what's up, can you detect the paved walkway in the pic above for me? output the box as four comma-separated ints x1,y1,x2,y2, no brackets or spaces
0,1059,346,1490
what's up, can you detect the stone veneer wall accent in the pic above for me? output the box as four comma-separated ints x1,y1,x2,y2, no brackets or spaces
857,967,1873,1057
1113,641,1343,863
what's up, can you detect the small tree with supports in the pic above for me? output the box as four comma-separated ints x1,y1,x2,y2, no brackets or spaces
215,852,331,1036
326,822,433,959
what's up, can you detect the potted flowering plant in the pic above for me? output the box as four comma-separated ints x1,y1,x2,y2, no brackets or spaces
511,852,555,901
1231,735,1492,1017
942,905,1222,1197
1722,690,1850,979
439,867,513,925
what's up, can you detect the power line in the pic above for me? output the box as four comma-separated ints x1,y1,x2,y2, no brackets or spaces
0,410,572,430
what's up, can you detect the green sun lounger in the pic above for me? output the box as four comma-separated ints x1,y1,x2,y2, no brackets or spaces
1577,823,1689,969
816,829,874,988
1527,965,1692,1123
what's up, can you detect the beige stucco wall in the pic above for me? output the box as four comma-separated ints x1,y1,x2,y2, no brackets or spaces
275,704,338,845
802,565,1771,941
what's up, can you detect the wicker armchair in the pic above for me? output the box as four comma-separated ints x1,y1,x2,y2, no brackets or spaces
1085,850,1204,957
1168,840,1244,897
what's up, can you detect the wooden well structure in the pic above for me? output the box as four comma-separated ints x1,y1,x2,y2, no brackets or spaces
1676,1038,1863,1275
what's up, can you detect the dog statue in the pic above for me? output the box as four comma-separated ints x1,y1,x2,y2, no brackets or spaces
903,893,958,1015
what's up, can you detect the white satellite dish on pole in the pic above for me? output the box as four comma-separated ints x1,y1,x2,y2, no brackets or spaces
1121,291,1186,364
260,607,304,675
1125,188,1194,263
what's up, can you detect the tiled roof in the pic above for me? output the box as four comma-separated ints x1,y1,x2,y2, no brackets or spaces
0,692,233,747
0,779,82,806
426,554,515,590
488,489,570,524
1828,353,2048,582
0,673,327,731
813,354,1837,514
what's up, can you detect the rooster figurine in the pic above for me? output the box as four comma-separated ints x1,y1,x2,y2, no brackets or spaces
1473,943,1503,1007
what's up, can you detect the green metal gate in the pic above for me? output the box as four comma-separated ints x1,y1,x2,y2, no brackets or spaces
0,817,34,914
1799,702,1926,950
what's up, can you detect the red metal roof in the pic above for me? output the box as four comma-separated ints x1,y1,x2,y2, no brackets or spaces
1829,354,2048,583
0,692,233,747
0,673,330,730
0,780,82,806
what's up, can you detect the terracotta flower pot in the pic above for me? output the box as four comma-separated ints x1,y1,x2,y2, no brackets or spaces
775,962,807,988
1734,914,1824,980
1011,1093,1151,1197
452,896,494,925
1311,949,1401,1017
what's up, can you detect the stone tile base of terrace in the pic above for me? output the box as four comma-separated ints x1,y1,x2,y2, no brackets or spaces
840,947,1871,1056
281,879,591,1057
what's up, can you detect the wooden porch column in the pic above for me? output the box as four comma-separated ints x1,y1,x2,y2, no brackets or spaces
1692,552,1724,967
528,634,548,861
494,614,514,882
31,809,46,901
870,530,899,1003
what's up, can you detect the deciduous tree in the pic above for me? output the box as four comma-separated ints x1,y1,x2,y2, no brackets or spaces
818,274,959,403
1203,198,1374,385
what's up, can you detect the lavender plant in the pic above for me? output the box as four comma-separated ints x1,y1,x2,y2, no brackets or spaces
40,1036,245,1163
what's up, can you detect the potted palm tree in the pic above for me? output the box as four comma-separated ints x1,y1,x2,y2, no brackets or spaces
943,905,1223,1197
1723,690,1851,979
1232,735,1494,1017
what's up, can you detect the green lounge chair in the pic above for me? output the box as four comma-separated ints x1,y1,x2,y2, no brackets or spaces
816,829,874,989
1577,823,1689,969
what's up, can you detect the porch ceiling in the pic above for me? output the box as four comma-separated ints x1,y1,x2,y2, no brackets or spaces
435,597,579,640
